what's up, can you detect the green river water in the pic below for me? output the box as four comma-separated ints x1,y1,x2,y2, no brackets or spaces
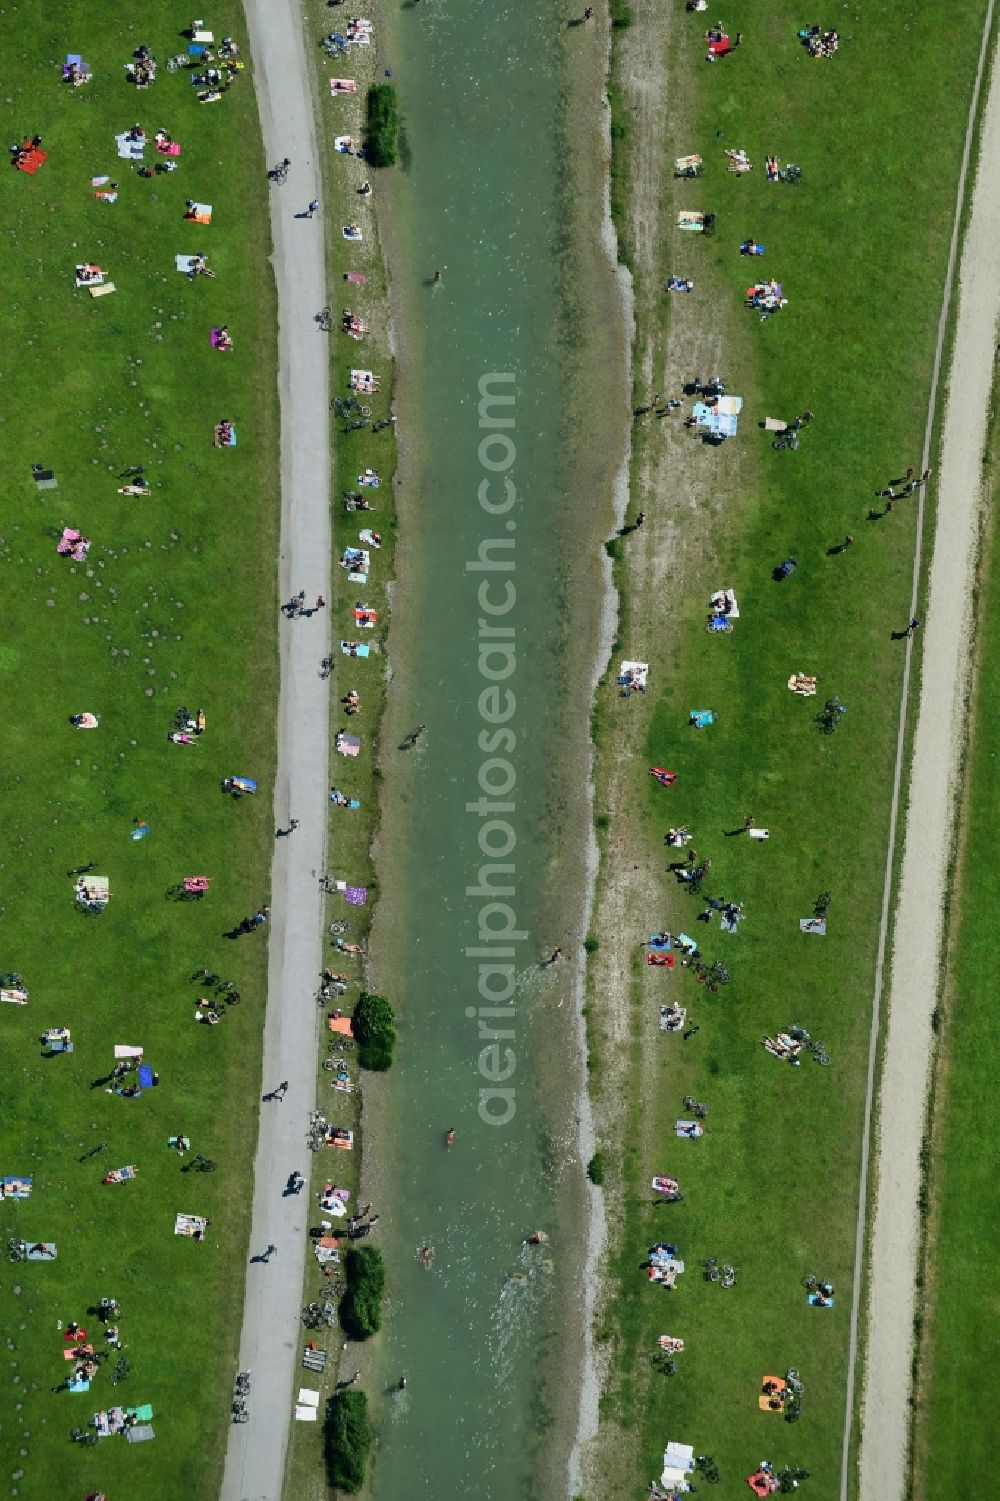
365,2,624,1495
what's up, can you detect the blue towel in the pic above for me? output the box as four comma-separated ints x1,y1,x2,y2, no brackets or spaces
138,1064,153,1088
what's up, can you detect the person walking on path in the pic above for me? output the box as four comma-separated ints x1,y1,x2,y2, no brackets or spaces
276,1080,289,1100
907,616,921,638
306,198,319,218
314,596,326,612
289,818,300,833
262,1243,276,1263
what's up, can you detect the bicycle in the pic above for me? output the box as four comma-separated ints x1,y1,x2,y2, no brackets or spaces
71,1427,98,1446
235,1370,253,1394
772,431,799,450
720,1264,737,1288
329,919,352,934
683,1096,708,1119
268,160,289,184
113,1358,130,1385
701,1256,720,1282
317,306,333,332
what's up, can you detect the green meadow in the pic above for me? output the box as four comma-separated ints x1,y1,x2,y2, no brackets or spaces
589,2,993,1495
0,6,278,1498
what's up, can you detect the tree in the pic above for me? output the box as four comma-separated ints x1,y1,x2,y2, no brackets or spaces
352,990,396,1070
325,1390,371,1493
339,1245,385,1339
365,84,398,168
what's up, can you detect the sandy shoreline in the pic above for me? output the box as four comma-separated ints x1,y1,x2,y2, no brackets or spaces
567,16,636,1493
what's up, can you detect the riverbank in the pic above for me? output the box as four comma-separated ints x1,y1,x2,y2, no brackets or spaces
278,2,401,1496
579,3,990,1496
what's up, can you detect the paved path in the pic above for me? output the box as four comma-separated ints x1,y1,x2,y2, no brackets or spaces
221,4,331,1499
849,11,1000,1500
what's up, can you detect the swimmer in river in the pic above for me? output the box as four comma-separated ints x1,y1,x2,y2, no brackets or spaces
402,723,427,749
418,1244,435,1267
525,1229,548,1246
445,1128,455,1147
433,270,442,283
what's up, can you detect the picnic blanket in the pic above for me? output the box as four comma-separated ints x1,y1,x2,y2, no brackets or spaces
114,1044,143,1059
175,254,199,274
659,1005,686,1032
799,917,826,936
25,1242,58,1259
646,952,675,968
14,143,47,173
115,132,144,159
174,1213,207,1237
330,78,359,94
336,733,361,757
674,1121,703,1138
126,1424,155,1443
340,641,370,658
1,988,29,1005
619,659,648,690
185,201,212,224
1,1176,32,1198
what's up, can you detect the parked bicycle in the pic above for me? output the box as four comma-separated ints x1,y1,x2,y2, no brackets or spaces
317,306,334,332
683,1096,708,1119
268,159,290,184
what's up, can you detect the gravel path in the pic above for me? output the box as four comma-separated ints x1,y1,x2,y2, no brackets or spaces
219,3,331,1498
852,16,1000,1501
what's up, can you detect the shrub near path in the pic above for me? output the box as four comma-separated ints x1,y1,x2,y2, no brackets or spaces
584,2,990,1496
0,8,277,1500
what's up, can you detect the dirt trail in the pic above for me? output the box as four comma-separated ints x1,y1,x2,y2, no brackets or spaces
855,22,1000,1501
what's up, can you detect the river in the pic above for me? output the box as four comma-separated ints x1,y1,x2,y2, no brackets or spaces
361,1,626,1495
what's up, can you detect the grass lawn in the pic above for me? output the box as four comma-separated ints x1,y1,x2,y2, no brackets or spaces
0,7,279,1498
587,2,992,1495
909,409,1000,1497
282,2,400,1496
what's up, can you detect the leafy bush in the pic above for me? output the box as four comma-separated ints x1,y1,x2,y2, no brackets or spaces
587,1151,605,1186
365,84,398,168
352,990,396,1070
325,1389,371,1493
339,1245,385,1340
610,0,632,27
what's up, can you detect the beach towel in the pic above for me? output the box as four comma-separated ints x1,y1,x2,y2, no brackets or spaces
126,1424,155,1442
720,913,739,933
646,952,675,968
68,1375,91,1392
114,1045,143,1059
330,78,359,94
336,733,361,757
328,1016,353,1035
157,141,182,156
344,886,367,905
1,988,29,1005
1,1176,32,1198
175,254,202,274
748,828,770,840
659,1005,686,1032
799,917,826,935
340,641,370,658
648,935,672,949
25,1242,57,1259
185,201,212,224
138,1064,154,1088
674,1121,703,1138
89,282,116,298
689,709,714,727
